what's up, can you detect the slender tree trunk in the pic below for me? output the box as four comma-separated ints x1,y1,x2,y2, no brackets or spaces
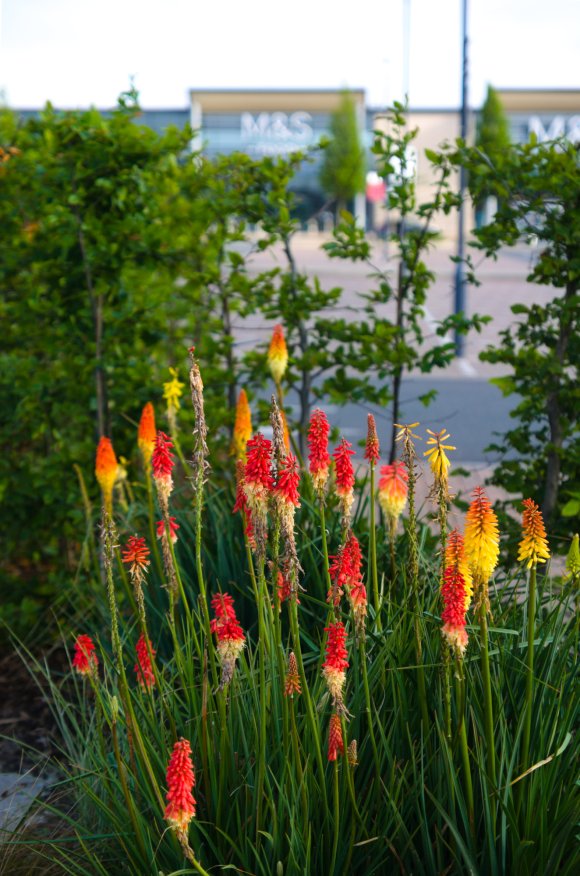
282,234,310,455
542,281,576,521
389,258,406,463
219,284,237,428
77,219,107,437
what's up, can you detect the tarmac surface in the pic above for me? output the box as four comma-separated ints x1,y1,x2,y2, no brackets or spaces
233,231,550,467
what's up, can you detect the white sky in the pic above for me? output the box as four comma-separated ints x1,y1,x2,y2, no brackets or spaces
0,0,578,110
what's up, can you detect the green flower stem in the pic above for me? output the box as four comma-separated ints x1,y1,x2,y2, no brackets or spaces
319,500,332,599
330,759,340,876
369,460,381,630
254,558,269,839
359,641,381,782
455,662,475,840
145,473,164,578
111,716,148,863
289,597,329,815
443,645,452,744
521,563,537,772
479,603,497,790
406,462,429,736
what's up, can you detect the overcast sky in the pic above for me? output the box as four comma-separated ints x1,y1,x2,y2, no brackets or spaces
1,0,578,110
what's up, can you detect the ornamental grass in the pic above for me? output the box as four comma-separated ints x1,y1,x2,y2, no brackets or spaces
12,355,578,876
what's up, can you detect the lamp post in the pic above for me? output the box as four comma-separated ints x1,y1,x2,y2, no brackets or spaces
454,0,469,356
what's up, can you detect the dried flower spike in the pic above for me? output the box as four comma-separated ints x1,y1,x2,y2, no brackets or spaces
347,739,358,767
308,409,331,496
72,634,98,677
134,634,156,688
364,413,380,463
164,738,196,832
138,402,156,471
268,324,288,384
231,389,252,459
518,498,550,569
284,651,302,697
95,436,118,516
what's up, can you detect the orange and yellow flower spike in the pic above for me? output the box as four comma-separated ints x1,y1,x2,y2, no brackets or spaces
95,436,118,516
424,428,456,483
464,486,500,591
231,389,252,459
518,498,550,569
268,324,288,385
138,402,156,471
445,529,473,610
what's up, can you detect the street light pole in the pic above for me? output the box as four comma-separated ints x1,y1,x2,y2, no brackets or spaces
454,0,469,356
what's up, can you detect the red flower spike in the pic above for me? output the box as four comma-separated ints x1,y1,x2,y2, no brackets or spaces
333,438,355,495
211,592,246,688
308,409,331,493
72,634,98,677
152,431,175,481
164,738,196,832
441,566,468,655
328,713,345,762
156,516,179,544
364,413,380,463
122,536,150,574
275,453,301,507
323,621,349,708
134,634,156,688
244,434,273,492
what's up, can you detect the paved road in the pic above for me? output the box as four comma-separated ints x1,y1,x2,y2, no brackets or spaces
235,232,549,465
275,376,515,465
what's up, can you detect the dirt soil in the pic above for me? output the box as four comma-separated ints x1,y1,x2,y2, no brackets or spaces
0,648,63,773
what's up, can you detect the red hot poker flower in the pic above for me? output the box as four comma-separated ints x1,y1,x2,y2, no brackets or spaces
138,403,156,470
164,738,196,832
441,567,468,656
243,433,273,558
152,431,175,482
156,516,180,544
323,621,348,711
275,453,301,508
233,461,256,550
518,498,550,569
95,436,118,515
308,409,331,494
328,713,345,762
134,634,156,688
378,461,408,524
72,634,98,677
284,651,302,697
333,438,356,526
122,535,150,575
211,593,246,688
364,413,380,463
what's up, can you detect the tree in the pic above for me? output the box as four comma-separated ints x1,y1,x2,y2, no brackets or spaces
319,90,365,215
444,133,579,539
476,85,510,156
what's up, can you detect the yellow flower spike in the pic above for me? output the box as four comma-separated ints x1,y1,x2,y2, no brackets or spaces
163,367,184,413
517,498,550,569
564,534,580,584
464,486,500,587
231,389,252,459
423,428,456,483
